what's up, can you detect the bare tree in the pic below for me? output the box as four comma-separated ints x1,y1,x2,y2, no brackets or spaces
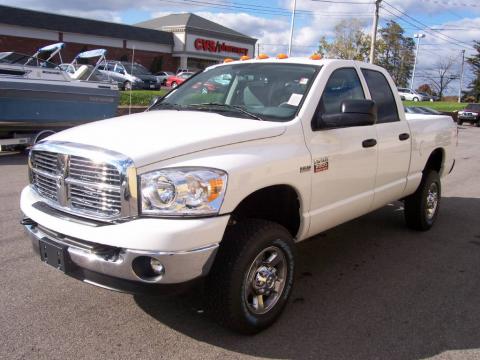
424,57,457,100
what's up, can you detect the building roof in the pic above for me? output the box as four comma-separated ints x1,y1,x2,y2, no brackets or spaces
0,5,173,45
136,13,256,44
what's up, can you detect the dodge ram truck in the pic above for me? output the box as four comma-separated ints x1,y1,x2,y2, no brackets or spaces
20,57,457,334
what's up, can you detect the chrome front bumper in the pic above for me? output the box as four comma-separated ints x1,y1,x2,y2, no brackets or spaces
24,222,219,285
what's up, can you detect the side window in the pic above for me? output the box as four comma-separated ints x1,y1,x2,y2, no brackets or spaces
318,68,365,116
361,69,400,124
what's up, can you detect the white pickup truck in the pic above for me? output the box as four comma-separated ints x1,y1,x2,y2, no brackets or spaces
20,58,457,334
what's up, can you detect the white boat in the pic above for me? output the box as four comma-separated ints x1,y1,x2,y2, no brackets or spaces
0,43,119,140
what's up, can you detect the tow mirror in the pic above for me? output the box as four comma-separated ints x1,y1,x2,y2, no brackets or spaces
315,99,377,129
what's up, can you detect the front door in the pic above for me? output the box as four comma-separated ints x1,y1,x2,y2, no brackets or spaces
305,67,378,237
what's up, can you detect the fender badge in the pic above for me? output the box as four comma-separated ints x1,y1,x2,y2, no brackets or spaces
314,157,328,173
300,165,311,173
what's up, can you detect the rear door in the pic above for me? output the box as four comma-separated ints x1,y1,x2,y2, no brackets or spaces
360,68,411,209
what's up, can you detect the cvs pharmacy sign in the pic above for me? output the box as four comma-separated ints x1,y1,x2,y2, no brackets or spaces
194,38,249,56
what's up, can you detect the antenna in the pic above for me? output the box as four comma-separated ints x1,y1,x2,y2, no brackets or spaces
129,46,135,115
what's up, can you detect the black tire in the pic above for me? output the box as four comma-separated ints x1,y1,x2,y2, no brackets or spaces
475,121,480,127
171,82,178,88
404,170,441,231
413,97,419,102
123,81,132,91
205,219,295,334
457,119,463,125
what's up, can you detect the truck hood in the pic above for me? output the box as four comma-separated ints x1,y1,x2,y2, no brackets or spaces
46,110,286,167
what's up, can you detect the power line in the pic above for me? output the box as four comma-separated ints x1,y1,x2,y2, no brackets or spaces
159,0,372,17
379,5,473,50
381,1,475,49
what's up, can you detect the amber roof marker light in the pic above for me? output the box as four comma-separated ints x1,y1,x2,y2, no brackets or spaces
309,54,322,60
257,53,269,59
240,55,251,61
223,58,234,63
276,53,288,59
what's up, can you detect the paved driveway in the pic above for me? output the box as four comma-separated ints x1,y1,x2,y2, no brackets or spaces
1,126,479,360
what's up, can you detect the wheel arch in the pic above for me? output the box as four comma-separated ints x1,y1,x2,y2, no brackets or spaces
229,184,302,239
423,147,445,174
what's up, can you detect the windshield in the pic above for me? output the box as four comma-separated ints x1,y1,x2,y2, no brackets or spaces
155,63,319,122
0,52,58,68
124,63,152,76
465,104,480,112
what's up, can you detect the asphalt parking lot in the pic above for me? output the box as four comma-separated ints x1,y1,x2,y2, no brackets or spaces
1,125,479,360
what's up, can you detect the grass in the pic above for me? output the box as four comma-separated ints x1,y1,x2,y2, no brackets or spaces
119,89,168,106
403,101,466,112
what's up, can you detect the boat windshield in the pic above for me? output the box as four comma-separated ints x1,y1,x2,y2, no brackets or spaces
152,63,320,122
0,52,58,68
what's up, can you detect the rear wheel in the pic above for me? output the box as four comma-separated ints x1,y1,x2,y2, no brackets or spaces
205,219,295,334
475,120,480,127
457,119,463,125
171,82,178,88
404,170,441,231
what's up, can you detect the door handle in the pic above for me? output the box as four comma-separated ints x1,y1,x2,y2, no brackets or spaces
399,133,410,141
362,139,377,148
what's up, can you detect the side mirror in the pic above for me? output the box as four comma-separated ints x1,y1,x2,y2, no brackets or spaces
315,99,377,129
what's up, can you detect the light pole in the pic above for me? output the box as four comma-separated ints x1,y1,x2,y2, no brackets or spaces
288,0,297,56
410,33,425,90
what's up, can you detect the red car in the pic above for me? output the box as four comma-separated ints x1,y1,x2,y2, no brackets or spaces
165,72,194,88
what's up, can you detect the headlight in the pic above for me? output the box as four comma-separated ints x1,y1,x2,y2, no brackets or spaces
140,167,227,217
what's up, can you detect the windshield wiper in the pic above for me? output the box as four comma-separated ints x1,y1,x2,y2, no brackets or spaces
150,102,188,111
189,103,263,121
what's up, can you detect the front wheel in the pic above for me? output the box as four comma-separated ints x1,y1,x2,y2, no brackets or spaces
404,170,441,231
123,81,132,90
205,219,295,334
475,121,480,127
171,82,178,88
413,97,419,102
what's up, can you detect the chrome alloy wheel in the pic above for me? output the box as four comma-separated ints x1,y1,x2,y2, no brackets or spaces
243,245,287,315
426,182,439,220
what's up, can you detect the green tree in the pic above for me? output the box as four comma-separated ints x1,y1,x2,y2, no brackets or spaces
466,40,480,102
318,19,370,61
376,21,415,88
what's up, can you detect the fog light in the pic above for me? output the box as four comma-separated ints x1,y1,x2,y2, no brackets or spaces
150,258,165,275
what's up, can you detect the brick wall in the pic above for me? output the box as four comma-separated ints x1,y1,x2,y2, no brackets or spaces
0,34,179,72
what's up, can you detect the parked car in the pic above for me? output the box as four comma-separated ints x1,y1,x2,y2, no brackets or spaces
176,67,190,74
21,58,457,335
155,71,174,86
397,87,426,101
417,92,438,102
165,72,194,88
457,103,480,126
98,61,159,90
405,106,442,115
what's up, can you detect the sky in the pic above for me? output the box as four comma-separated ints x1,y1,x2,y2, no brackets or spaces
2,0,480,94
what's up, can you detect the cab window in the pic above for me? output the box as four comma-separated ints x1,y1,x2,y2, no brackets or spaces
361,69,400,123
318,67,365,116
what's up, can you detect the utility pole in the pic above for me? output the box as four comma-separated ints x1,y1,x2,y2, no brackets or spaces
288,0,297,56
369,0,381,64
410,33,426,90
458,49,465,103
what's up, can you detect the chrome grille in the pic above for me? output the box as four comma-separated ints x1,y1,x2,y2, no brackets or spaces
29,142,137,221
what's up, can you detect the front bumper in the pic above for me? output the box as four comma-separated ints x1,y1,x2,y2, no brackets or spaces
20,186,230,290
24,222,218,285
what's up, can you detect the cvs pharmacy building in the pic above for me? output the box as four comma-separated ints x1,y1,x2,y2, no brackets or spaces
137,14,257,70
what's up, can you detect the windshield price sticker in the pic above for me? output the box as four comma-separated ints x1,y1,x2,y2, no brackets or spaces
287,93,303,106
